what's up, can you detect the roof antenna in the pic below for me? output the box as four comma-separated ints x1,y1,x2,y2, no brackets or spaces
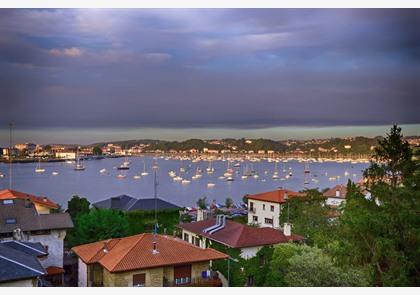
152,158,159,254
8,123,14,189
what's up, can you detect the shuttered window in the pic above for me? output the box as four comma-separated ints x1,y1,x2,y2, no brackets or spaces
133,273,146,287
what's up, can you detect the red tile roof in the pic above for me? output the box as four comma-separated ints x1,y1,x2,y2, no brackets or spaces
178,218,304,248
323,185,347,199
0,189,59,209
72,233,228,273
246,189,305,204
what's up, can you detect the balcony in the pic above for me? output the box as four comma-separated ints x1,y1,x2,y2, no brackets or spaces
163,278,223,287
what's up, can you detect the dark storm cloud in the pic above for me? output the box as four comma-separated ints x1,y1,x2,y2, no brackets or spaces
0,9,419,131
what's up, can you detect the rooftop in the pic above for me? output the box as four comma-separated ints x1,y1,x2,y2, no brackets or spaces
0,189,59,209
0,198,73,234
72,233,228,273
178,218,304,248
246,189,305,204
93,194,181,211
323,185,348,199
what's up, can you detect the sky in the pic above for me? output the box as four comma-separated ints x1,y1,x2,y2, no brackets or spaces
0,9,419,145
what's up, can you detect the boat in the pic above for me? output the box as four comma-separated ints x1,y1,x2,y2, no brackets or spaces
168,170,176,177
133,175,141,179
74,149,85,171
226,176,234,181
241,175,248,179
206,161,214,174
52,171,59,176
141,162,149,176
173,176,183,181
304,180,309,185
253,174,259,179
304,162,310,174
117,174,126,179
207,182,216,188
233,162,241,168
218,176,225,179
181,179,191,184
66,160,73,164
35,158,45,173
99,168,107,173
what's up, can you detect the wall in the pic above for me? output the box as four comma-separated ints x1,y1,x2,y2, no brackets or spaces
326,197,345,207
247,199,281,228
181,229,207,249
34,204,51,214
28,229,67,268
240,246,262,259
77,258,87,287
0,278,37,287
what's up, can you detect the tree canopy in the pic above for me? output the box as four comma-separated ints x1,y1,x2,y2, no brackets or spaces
66,195,90,220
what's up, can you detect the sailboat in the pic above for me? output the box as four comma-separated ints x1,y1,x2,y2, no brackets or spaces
35,158,45,173
304,161,310,174
272,161,279,179
141,162,149,176
206,160,214,174
74,149,85,171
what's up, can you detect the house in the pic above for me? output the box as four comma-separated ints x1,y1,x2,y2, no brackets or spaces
323,185,347,207
0,190,73,285
92,195,181,212
55,151,76,159
0,240,47,287
0,189,60,214
72,233,228,287
245,189,305,228
178,216,304,259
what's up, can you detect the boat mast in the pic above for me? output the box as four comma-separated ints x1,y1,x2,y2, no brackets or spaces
8,123,14,189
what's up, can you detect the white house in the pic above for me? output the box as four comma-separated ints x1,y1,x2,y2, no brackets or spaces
178,216,304,259
323,185,347,207
246,189,305,228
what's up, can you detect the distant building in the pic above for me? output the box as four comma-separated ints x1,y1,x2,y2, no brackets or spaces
245,189,305,229
323,185,347,207
92,195,180,212
72,233,228,287
178,217,304,259
55,151,76,160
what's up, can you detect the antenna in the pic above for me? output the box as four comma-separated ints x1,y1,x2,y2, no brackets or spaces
8,123,14,189
152,159,159,254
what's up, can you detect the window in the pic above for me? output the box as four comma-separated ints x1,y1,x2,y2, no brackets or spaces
183,233,189,242
133,273,146,287
262,204,266,211
247,275,254,286
195,237,200,247
259,254,265,266
191,236,195,245
250,202,254,211
2,199,14,205
270,205,274,212
252,216,258,222
265,218,273,225
5,218,16,224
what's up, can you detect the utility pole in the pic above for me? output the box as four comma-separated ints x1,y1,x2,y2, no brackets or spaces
8,123,14,189
152,158,159,254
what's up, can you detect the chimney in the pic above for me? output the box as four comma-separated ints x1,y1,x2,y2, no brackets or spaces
197,208,204,221
103,242,109,253
283,223,291,237
152,241,159,254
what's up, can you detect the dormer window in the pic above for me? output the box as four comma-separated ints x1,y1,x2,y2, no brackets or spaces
2,199,14,205
5,218,17,224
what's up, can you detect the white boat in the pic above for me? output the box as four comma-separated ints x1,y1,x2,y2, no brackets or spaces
117,174,126,179
141,162,149,176
66,160,73,164
35,159,45,173
253,174,259,179
99,168,107,173
173,176,183,181
226,176,234,181
207,182,215,188
0,173,4,178
168,171,176,177
181,179,191,184
133,175,141,179
241,175,248,179
218,176,225,179
52,171,59,176
74,149,85,171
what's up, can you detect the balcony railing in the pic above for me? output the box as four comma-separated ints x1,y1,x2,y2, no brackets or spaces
163,277,223,287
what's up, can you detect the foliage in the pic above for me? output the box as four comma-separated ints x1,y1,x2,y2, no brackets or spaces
125,209,180,235
335,125,420,286
279,189,335,247
92,146,103,155
225,197,234,208
67,209,129,246
66,195,90,220
196,196,208,209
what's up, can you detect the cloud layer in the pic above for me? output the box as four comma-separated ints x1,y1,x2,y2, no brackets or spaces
0,9,419,132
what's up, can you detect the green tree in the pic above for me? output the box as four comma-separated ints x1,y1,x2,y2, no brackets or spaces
196,196,208,209
67,209,129,246
66,195,90,220
279,189,334,247
336,125,420,286
92,146,103,156
225,197,234,208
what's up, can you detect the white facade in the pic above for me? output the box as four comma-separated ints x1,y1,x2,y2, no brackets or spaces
326,197,346,207
55,152,76,159
247,199,281,228
78,258,87,287
239,246,262,259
